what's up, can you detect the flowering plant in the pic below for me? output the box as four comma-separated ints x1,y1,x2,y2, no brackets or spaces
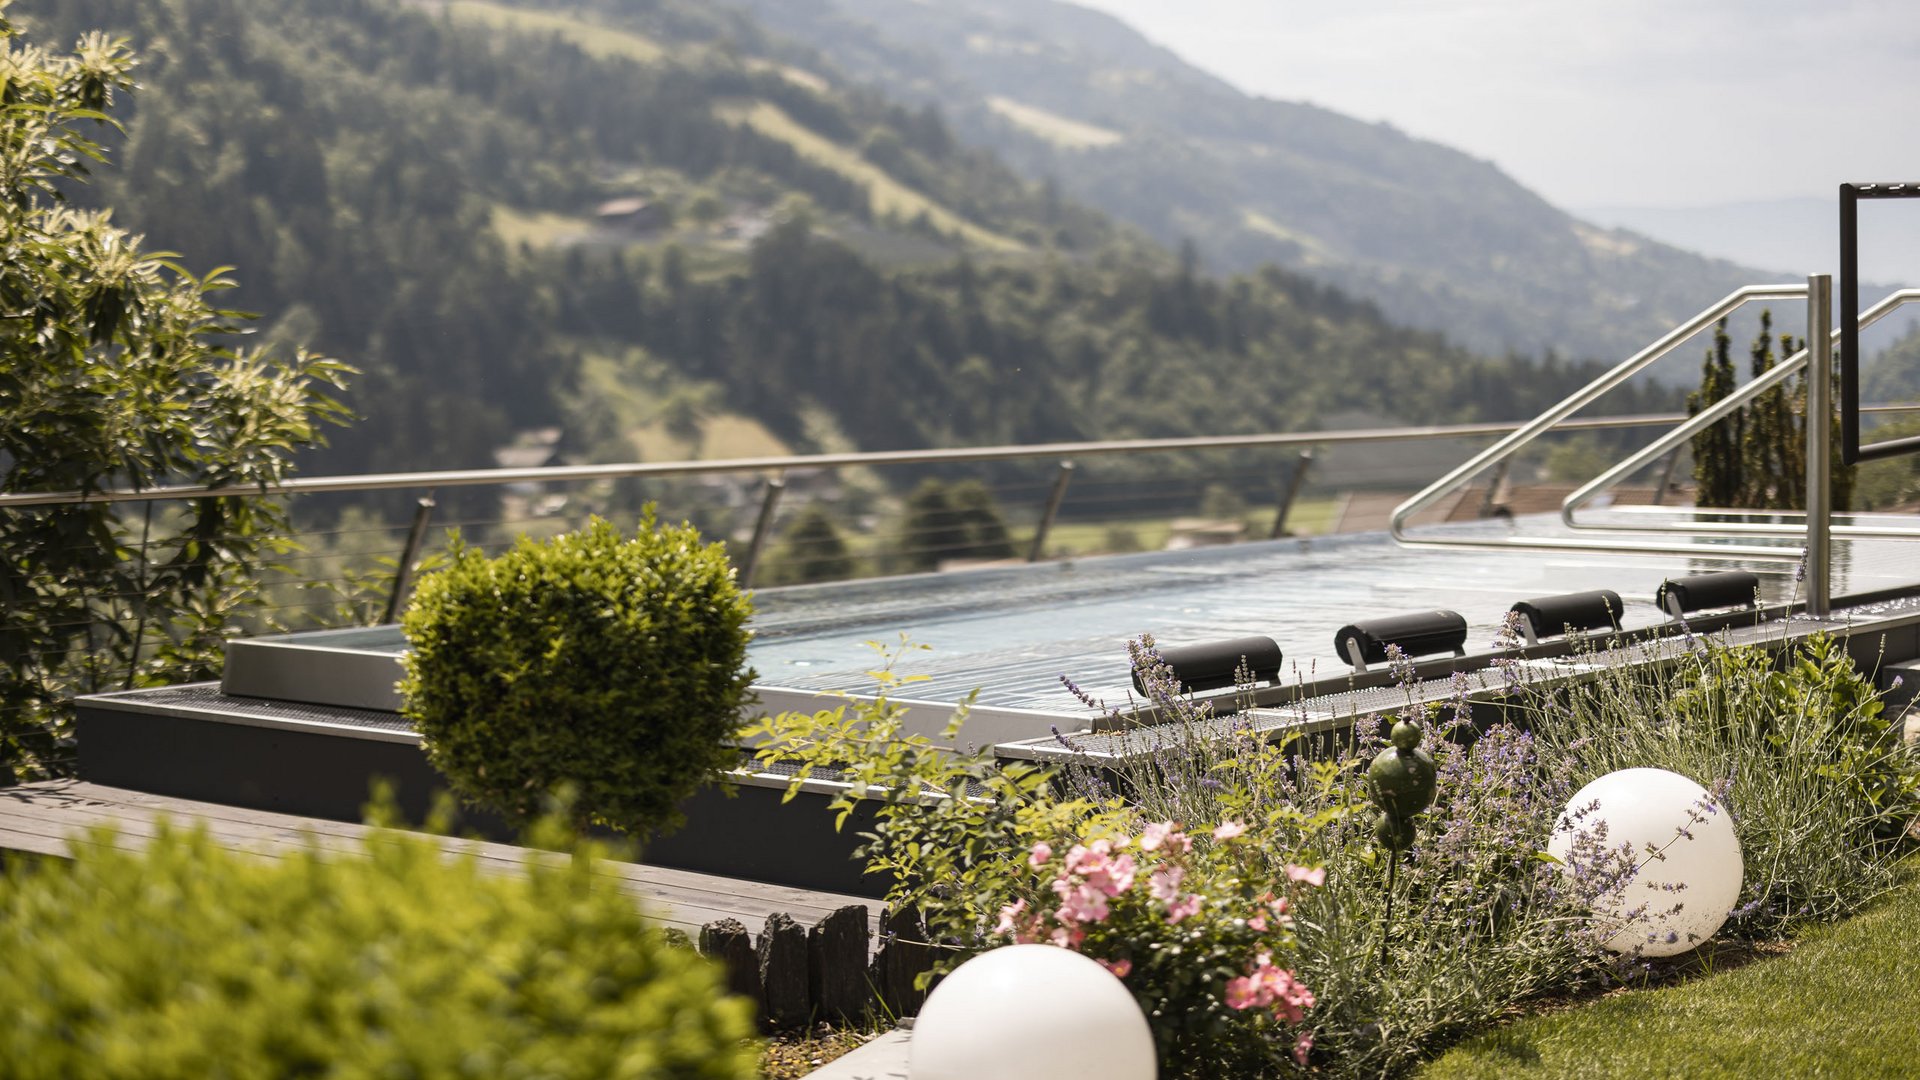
993,820,1322,1071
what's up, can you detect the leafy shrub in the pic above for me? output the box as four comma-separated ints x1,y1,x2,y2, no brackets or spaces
1082,642,1598,1078
758,629,1918,1078
0,822,759,1079
402,512,755,834
1524,630,1920,929
747,641,1335,1077
0,10,350,781
994,823,1323,1072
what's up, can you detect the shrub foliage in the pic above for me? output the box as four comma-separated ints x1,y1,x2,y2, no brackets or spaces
0,4,349,781
759,629,1920,1078
402,513,755,834
0,823,759,1079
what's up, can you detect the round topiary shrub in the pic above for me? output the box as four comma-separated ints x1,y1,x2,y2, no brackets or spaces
401,512,756,834
0,823,760,1079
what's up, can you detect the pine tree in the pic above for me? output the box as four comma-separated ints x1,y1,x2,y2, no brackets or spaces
1689,312,1853,512
1689,319,1742,507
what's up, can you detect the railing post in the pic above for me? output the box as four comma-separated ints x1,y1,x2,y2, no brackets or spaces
1477,460,1511,519
739,471,786,589
381,492,436,625
1649,445,1682,506
1269,450,1313,539
1028,461,1075,562
1806,274,1833,618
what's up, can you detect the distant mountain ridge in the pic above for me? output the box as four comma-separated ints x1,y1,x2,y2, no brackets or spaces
1578,197,1920,286
727,0,1776,361
22,0,1677,492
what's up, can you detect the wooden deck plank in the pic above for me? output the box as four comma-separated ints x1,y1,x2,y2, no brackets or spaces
0,800,852,933
0,802,793,938
37,782,882,916
0,781,880,943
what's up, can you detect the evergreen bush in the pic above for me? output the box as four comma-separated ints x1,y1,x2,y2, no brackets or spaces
0,823,759,1079
401,512,755,834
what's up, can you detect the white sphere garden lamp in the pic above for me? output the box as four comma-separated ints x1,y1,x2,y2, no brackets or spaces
1547,767,1743,957
910,944,1157,1080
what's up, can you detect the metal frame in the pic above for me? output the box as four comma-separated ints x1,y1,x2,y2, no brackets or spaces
1560,287,1920,538
0,415,1694,511
1391,284,1812,561
1393,283,1920,563
1842,182,1920,465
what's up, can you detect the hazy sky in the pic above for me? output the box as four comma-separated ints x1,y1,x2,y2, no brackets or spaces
1073,0,1920,211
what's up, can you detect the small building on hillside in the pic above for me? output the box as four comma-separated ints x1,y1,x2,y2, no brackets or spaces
594,197,668,233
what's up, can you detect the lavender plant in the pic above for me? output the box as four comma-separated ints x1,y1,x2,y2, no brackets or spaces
1518,630,1919,930
1073,639,1605,1077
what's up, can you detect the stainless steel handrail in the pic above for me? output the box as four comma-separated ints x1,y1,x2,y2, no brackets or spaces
1390,284,1813,561
1397,282,1920,557
0,413,1691,510
1559,288,1920,538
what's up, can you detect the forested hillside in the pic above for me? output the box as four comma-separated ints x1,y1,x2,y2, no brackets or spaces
24,0,1670,487
729,0,1771,362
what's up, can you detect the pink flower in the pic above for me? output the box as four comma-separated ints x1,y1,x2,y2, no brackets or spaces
994,899,1027,935
1139,821,1178,851
1293,1031,1314,1067
1055,882,1111,925
1048,925,1085,949
1165,894,1203,924
1212,820,1247,841
1268,895,1295,929
1270,971,1316,1024
1227,953,1316,1023
1248,912,1269,932
1085,853,1138,897
1099,958,1133,979
1148,864,1186,903
1029,842,1053,868
1224,975,1261,1010
1064,841,1111,877
1286,864,1326,887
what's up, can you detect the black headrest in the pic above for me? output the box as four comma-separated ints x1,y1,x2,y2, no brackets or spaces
1511,590,1623,640
1655,571,1760,616
1334,610,1467,667
1133,636,1284,695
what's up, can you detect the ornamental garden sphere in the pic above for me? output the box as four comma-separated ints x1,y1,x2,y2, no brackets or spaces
1367,717,1437,851
1548,767,1744,957
910,944,1157,1080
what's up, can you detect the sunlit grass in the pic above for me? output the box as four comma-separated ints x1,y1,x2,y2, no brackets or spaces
712,99,1024,254
573,352,795,463
488,204,592,249
1241,208,1331,261
985,96,1123,150
446,1,663,64
1421,855,1920,1079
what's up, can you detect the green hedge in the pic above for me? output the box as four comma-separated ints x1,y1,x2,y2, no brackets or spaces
402,513,755,834
0,824,759,1079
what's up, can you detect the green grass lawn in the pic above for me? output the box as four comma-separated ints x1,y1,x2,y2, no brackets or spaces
1422,856,1920,1079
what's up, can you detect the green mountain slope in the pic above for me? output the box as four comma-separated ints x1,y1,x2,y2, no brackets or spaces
19,0,1669,490
727,0,1774,362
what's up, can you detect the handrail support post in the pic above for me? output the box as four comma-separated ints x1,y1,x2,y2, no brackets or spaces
739,471,786,589
381,492,436,625
1806,274,1834,618
1028,461,1075,562
1649,445,1682,506
1270,451,1314,539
